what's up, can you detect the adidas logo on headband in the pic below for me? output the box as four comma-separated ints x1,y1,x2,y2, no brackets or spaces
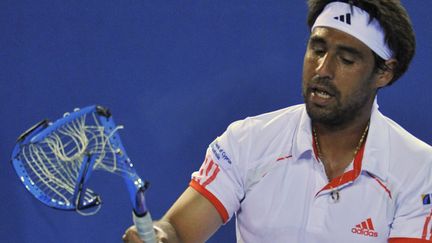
333,13,351,25
312,2,393,60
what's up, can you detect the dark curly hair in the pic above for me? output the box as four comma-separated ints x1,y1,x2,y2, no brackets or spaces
307,0,416,85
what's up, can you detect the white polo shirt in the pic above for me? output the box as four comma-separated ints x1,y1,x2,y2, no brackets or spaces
190,103,432,242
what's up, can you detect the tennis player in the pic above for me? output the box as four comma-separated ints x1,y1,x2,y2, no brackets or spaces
123,0,432,242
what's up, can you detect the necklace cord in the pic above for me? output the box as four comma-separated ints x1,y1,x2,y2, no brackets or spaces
312,121,370,201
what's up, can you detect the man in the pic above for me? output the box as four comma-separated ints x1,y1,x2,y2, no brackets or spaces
124,0,432,242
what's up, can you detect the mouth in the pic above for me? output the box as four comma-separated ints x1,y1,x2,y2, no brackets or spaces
311,88,332,99
306,85,337,106
310,85,335,98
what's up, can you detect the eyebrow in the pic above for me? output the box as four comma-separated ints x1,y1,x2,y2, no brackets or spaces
309,35,365,60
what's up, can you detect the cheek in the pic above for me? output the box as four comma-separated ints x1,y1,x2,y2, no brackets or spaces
337,77,372,101
302,54,315,79
339,67,375,88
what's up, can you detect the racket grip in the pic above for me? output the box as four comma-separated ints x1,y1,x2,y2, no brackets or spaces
133,211,157,243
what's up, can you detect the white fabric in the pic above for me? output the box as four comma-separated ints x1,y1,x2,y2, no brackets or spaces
191,102,432,242
312,2,393,60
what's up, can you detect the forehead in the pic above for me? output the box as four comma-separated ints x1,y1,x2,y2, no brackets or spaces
310,27,372,54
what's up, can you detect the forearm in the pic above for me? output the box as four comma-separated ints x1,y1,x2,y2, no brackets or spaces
160,187,223,243
123,187,222,243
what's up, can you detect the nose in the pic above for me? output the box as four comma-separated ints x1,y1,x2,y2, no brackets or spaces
315,53,334,80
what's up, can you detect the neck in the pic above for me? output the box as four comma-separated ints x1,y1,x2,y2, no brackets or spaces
313,117,370,180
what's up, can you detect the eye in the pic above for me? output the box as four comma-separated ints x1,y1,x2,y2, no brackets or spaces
338,53,355,65
340,57,354,65
338,50,359,65
311,46,326,57
314,49,325,56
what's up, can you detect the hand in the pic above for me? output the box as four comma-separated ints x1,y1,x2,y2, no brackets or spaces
122,225,144,243
123,186,222,243
122,224,171,243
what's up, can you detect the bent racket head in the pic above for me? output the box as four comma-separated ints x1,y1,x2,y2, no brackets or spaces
11,105,155,242
11,105,148,213
10,106,107,210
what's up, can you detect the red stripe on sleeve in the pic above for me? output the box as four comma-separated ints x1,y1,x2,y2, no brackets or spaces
205,160,214,176
389,238,431,243
199,157,209,176
422,210,432,239
189,180,229,223
202,166,220,188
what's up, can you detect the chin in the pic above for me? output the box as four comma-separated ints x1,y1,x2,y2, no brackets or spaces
305,103,347,126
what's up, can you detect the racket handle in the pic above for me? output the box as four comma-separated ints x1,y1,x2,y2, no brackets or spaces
133,211,157,243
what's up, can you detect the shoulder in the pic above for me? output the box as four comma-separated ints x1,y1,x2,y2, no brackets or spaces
213,104,305,168
375,114,432,237
225,104,305,141
377,113,432,189
384,115,432,164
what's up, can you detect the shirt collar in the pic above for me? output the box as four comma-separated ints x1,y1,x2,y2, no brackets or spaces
292,98,390,181
292,105,314,160
361,98,390,181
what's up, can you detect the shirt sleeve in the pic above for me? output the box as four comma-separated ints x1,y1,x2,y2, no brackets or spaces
190,119,251,224
389,162,432,240
389,238,431,243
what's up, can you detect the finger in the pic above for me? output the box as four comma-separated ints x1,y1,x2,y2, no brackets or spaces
123,226,144,243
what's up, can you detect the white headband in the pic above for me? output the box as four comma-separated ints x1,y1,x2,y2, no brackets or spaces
312,2,393,60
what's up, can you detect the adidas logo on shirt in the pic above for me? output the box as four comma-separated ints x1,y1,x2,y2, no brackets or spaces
333,13,351,25
351,218,378,238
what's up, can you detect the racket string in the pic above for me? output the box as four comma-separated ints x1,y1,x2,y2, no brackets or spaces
18,112,134,209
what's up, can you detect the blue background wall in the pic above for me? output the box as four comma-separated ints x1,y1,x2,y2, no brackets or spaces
1,1,431,242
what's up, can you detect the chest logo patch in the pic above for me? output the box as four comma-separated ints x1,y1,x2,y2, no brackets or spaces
351,218,378,238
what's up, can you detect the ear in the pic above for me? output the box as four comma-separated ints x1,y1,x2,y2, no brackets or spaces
374,58,397,88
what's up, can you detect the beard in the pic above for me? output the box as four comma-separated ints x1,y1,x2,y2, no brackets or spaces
302,76,374,127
